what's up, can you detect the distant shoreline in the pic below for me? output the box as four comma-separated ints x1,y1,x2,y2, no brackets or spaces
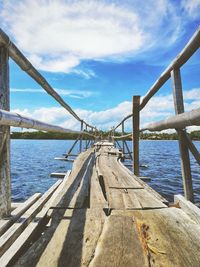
11,130,200,141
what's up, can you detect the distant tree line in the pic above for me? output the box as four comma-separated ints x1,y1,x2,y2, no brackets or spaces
11,131,93,140
11,130,200,140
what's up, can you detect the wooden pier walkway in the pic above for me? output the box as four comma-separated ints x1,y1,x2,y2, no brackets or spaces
0,27,200,266
1,142,200,266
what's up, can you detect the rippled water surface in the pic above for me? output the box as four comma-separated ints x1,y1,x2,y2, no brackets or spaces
11,139,200,203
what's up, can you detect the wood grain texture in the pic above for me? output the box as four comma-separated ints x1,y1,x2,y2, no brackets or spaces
0,46,10,218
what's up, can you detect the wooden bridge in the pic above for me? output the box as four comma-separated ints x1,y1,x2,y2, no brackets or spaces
0,27,200,266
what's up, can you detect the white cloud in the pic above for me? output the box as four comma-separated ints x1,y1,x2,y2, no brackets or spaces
10,87,97,99
11,88,200,132
1,0,183,73
181,0,200,19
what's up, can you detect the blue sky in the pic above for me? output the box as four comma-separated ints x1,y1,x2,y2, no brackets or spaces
0,0,200,131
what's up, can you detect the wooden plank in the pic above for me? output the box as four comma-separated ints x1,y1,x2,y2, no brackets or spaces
14,209,105,267
130,189,167,209
89,213,147,267
67,155,94,208
50,172,67,178
0,179,62,257
174,194,200,224
37,209,105,267
0,193,41,236
0,172,71,267
11,202,22,211
54,157,74,162
111,208,200,266
90,166,107,208
50,150,93,209
98,156,142,189
118,159,168,204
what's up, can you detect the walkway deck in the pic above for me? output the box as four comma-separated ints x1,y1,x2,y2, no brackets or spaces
1,142,200,266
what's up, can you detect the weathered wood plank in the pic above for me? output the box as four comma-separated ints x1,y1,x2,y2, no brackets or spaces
118,159,168,204
89,213,148,267
11,203,22,211
50,172,67,178
34,209,105,267
174,194,200,224
0,180,62,257
50,149,93,209
0,193,41,237
0,172,71,267
67,155,94,208
90,166,107,209
130,189,167,209
112,208,200,266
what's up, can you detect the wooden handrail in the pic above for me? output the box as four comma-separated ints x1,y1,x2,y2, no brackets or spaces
113,26,200,130
141,108,200,132
0,109,95,137
0,28,95,130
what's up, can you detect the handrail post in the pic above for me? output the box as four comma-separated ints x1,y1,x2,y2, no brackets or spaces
111,127,114,145
0,46,11,217
80,120,83,153
122,121,125,154
132,96,140,176
171,68,194,202
85,125,88,150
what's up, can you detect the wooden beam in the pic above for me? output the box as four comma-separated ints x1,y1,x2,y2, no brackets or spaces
0,180,62,257
50,173,67,178
0,193,41,236
0,109,81,134
0,29,96,129
113,27,200,130
132,96,140,176
122,122,125,154
174,194,200,224
141,108,200,131
0,172,71,266
80,121,83,153
171,68,194,202
183,132,200,166
140,26,200,110
0,46,10,218
64,137,80,159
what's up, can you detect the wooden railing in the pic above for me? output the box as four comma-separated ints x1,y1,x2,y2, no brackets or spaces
0,28,97,217
113,26,200,202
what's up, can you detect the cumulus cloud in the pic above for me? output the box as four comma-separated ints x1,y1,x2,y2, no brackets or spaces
11,88,200,132
1,0,183,73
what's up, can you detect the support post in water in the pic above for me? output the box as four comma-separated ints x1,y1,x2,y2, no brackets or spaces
171,68,194,202
0,46,11,217
132,96,140,176
122,121,125,154
80,120,83,153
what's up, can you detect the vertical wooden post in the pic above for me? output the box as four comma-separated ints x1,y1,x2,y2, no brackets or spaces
132,96,140,176
85,125,88,150
112,127,115,146
171,68,194,202
0,46,11,217
122,121,125,154
79,120,83,153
